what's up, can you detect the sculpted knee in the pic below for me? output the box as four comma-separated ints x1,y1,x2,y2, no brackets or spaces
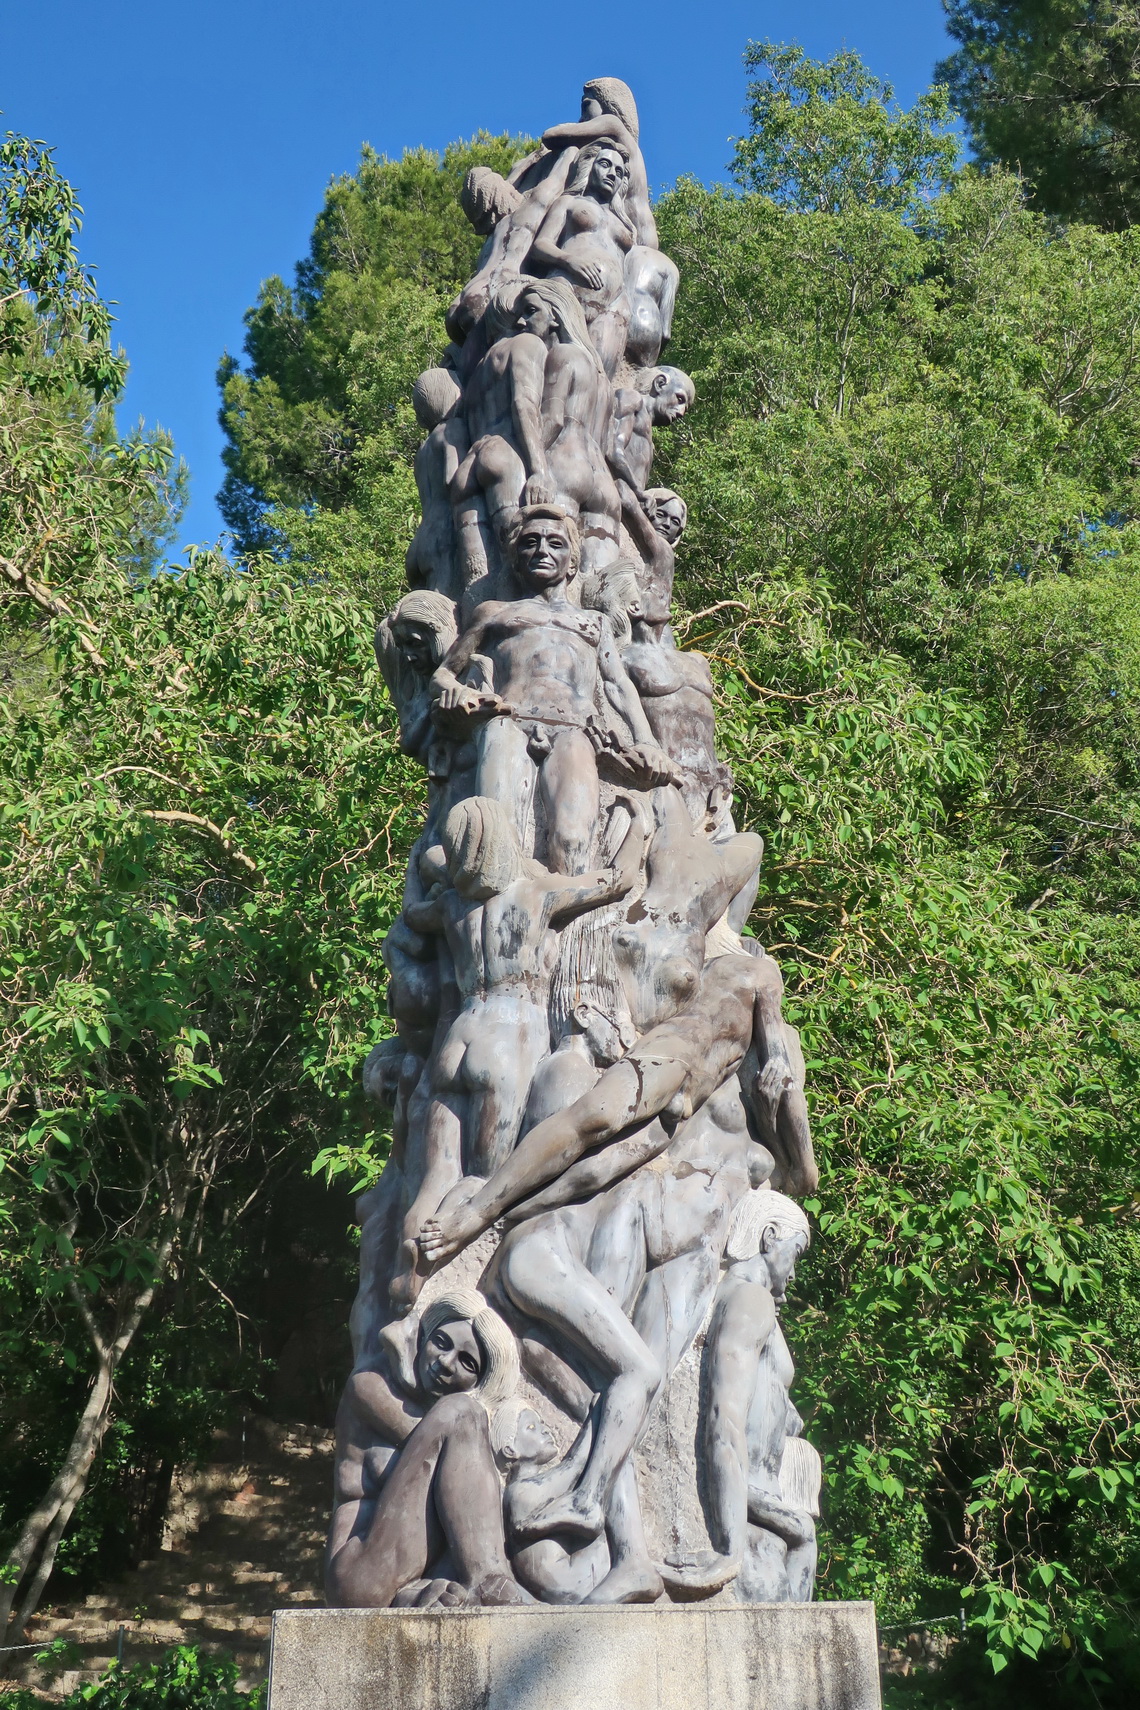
428,1390,489,1440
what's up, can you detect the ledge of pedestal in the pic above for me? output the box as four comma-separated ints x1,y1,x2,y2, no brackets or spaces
266,1601,882,1710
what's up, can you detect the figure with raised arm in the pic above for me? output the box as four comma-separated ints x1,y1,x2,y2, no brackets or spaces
326,1289,533,1610
431,505,678,874
662,1192,819,1602
388,793,646,1310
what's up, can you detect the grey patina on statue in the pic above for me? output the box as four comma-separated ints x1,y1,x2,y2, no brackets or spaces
327,76,823,1616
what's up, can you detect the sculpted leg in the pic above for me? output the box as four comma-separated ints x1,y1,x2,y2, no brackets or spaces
539,729,599,874
499,1221,662,1539
476,716,537,850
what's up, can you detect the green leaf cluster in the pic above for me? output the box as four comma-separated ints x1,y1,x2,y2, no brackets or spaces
939,2,1140,231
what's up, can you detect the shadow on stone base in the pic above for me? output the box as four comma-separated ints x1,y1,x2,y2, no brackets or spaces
267,1603,882,1710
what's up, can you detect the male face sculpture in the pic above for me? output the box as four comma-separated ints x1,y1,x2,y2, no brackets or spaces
513,514,575,593
416,1318,483,1397
651,369,692,425
761,1230,808,1307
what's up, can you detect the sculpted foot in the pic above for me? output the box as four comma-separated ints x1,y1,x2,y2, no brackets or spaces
659,1549,741,1595
582,1557,664,1604
473,1572,537,1606
419,1203,483,1267
393,1577,472,1609
514,1489,605,1544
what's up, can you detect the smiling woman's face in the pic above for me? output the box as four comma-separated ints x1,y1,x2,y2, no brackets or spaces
417,1317,482,1397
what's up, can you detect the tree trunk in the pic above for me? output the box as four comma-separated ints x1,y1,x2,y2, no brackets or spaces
0,1219,180,1638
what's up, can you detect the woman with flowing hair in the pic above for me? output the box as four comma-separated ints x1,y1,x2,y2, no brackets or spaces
526,141,635,377
326,1287,533,1609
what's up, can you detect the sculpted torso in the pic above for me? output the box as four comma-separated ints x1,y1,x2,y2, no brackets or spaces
536,193,632,314
442,881,561,1001
475,598,603,719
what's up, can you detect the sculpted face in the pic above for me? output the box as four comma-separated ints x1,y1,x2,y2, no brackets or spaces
651,370,691,425
762,1230,808,1307
513,516,575,592
416,1317,483,1397
506,1407,557,1467
395,620,436,676
589,148,628,203
516,289,558,344
652,496,686,546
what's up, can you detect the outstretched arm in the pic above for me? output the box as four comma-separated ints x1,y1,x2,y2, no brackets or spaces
542,115,636,158
544,807,646,927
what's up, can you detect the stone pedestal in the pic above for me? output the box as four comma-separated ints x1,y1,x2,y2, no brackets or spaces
266,1603,882,1710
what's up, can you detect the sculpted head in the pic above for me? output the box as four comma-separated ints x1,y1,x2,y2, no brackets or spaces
568,141,629,205
416,1288,519,1404
412,366,462,431
460,166,521,238
512,278,602,369
504,504,581,592
442,796,537,899
725,1189,810,1306
636,366,695,426
646,487,688,546
580,558,645,645
491,1397,558,1473
581,76,640,142
386,590,459,677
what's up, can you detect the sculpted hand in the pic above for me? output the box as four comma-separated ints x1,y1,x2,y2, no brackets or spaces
756,1055,795,1142
571,261,605,291
435,681,507,722
628,743,683,789
523,474,555,506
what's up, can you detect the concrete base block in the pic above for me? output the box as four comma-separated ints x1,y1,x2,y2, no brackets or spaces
266,1602,882,1710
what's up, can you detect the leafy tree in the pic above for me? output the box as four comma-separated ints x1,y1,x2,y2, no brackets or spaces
938,2,1140,229
216,133,532,572
0,134,417,1631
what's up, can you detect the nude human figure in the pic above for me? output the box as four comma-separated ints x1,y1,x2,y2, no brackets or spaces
491,1400,610,1603
326,1289,532,1610
431,506,678,874
534,76,658,249
607,368,693,594
448,288,553,599
389,793,645,1309
474,1077,775,1599
527,144,635,378
662,1193,818,1602
419,928,817,1267
404,367,467,598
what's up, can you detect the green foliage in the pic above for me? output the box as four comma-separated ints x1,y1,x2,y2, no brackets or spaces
650,43,1140,1695
732,40,959,216
0,125,416,1619
939,2,1140,230
0,1644,264,1708
216,133,532,571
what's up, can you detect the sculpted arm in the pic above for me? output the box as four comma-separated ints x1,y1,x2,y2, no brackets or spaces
543,810,646,927
507,338,552,496
505,1119,672,1222
597,622,658,746
346,1362,425,1448
430,610,509,719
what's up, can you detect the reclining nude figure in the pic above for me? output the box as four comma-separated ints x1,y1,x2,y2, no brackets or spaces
326,1289,532,1609
419,927,816,1270
390,793,645,1309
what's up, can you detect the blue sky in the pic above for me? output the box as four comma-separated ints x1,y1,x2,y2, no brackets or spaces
3,2,953,552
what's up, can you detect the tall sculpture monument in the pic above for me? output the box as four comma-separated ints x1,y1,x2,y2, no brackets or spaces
267,76,881,1710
